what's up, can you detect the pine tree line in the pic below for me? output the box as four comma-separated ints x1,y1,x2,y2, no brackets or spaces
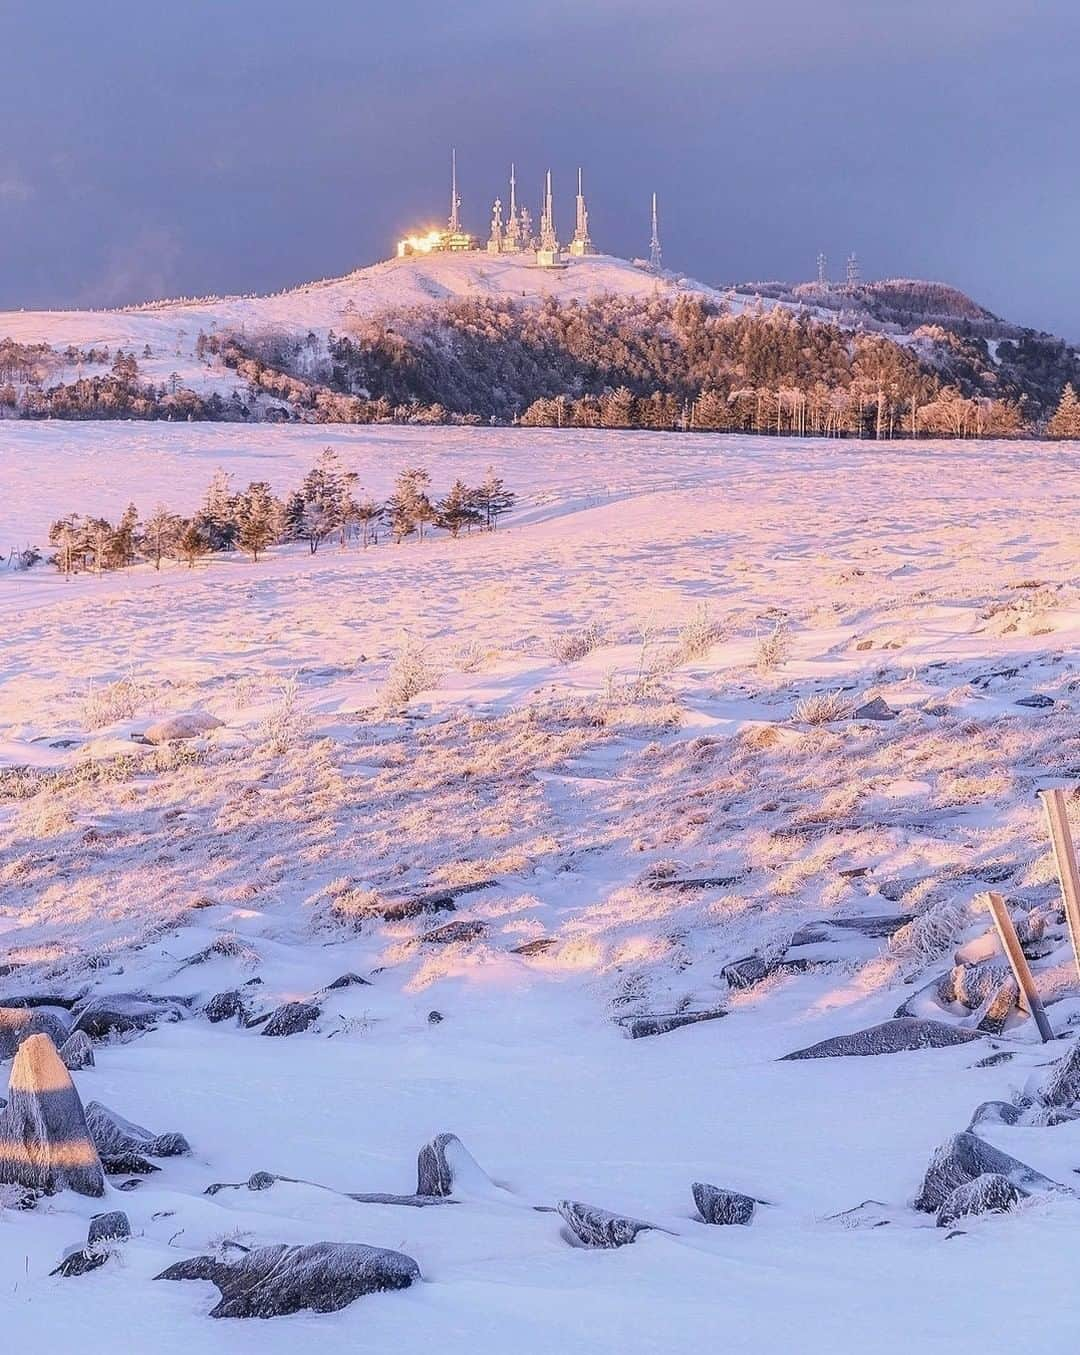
45,451,516,576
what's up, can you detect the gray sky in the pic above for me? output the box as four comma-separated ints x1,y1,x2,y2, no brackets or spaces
3,1,1077,335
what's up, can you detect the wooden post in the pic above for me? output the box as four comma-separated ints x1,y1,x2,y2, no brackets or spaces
985,891,1053,1043
1040,788,1080,982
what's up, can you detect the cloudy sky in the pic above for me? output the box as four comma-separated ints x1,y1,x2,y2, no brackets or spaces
3,1,1078,334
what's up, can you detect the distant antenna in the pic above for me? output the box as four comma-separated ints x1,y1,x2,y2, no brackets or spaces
846,251,860,286
448,147,461,234
817,251,828,286
569,167,592,256
649,192,662,272
504,163,521,251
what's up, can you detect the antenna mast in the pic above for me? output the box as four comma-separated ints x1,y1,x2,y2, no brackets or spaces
448,147,461,234
649,192,662,272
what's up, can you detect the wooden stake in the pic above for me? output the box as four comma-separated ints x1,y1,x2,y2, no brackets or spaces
985,891,1053,1043
1040,788,1080,982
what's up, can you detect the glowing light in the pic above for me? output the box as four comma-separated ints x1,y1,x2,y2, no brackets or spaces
397,229,445,258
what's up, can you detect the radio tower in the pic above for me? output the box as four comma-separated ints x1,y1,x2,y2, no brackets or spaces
569,167,592,256
504,163,521,251
649,192,662,272
817,251,828,285
536,170,560,266
846,251,860,286
448,147,461,234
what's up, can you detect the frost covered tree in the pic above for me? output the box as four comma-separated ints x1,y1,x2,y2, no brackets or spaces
176,520,211,568
197,469,238,551
141,505,181,570
435,479,481,537
354,497,383,548
1047,383,1080,438
386,467,433,543
234,481,283,562
471,467,516,530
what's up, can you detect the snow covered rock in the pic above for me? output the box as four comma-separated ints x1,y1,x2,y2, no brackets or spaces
52,1206,130,1276
624,1008,727,1039
72,992,189,1039
936,1174,1024,1227
913,1131,1062,1213
155,1241,421,1318
59,1031,95,1070
415,1132,493,1197
260,1001,320,1037
692,1182,756,1225
782,1018,980,1060
1037,1034,1080,1109
851,697,897,721
0,1033,105,1197
84,1101,191,1158
419,920,486,945
967,1100,1023,1130
101,1151,159,1176
0,1006,70,1060
557,1200,657,1248
143,711,223,744
203,989,249,1024
324,972,371,990
87,1210,131,1246
720,955,772,991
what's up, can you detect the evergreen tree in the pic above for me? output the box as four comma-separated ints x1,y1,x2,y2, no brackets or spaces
471,467,516,530
1047,383,1080,438
197,469,238,550
176,520,210,568
234,481,283,562
355,497,384,548
435,479,481,537
386,467,433,543
141,505,181,570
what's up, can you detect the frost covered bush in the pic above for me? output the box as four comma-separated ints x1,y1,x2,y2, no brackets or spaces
551,621,604,665
260,676,310,753
83,673,158,730
666,605,723,669
890,898,969,964
755,619,790,675
791,690,849,725
380,637,440,710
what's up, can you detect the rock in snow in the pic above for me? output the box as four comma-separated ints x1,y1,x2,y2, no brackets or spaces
624,1008,727,1039
851,697,897,721
936,1173,1024,1227
0,1033,105,1197
913,1131,1063,1213
782,1017,980,1061
415,1132,494,1197
72,992,189,1039
260,1001,320,1037
1038,1034,1080,1109
84,1101,191,1158
966,1100,1023,1130
202,989,248,1024
557,1199,658,1248
0,1006,71,1060
692,1181,756,1225
156,1241,420,1318
59,1031,96,1070
87,1210,132,1246
143,711,224,744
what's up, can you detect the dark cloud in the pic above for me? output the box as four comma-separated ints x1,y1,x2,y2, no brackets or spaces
1,0,1077,336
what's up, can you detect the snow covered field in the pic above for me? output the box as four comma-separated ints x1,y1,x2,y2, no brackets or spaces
2,425,1080,1351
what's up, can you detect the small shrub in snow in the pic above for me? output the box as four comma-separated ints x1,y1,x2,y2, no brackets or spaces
83,673,158,730
755,619,790,675
668,605,723,669
889,897,969,964
791,690,850,725
260,676,309,754
551,621,604,665
380,636,440,710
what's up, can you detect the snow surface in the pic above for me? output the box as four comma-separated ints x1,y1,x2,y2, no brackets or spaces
2,426,1080,1350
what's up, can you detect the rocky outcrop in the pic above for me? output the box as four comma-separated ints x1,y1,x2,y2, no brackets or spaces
156,1241,420,1318
782,1017,980,1061
557,1199,658,1248
967,1100,1023,1130
0,1034,105,1197
72,992,189,1039
692,1182,756,1225
936,1173,1024,1227
0,1006,71,1060
84,1101,190,1158
419,920,486,945
203,990,248,1024
624,1009,727,1039
914,1132,1062,1213
1038,1034,1080,1110
260,1001,320,1037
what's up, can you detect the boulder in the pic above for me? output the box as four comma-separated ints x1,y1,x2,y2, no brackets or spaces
51,1248,109,1277
1015,694,1054,709
557,1199,657,1248
87,1210,131,1246
851,697,897,721
624,1008,727,1039
721,955,772,991
143,711,223,744
937,1174,1024,1227
0,1006,71,1060
85,1101,191,1158
967,1100,1023,1130
59,1031,95,1070
692,1182,756,1225
0,1034,105,1197
324,973,371,990
260,1001,320,1037
914,1131,1062,1213
782,1018,980,1060
415,1132,493,1197
1038,1034,1080,1109
155,1241,420,1318
203,990,248,1024
419,920,486,945
102,1152,159,1176
72,992,189,1039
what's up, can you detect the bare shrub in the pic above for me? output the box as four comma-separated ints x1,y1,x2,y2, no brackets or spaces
755,619,790,676
889,897,969,964
668,604,723,668
260,676,310,753
380,636,440,710
791,690,850,725
550,621,604,665
83,673,158,730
